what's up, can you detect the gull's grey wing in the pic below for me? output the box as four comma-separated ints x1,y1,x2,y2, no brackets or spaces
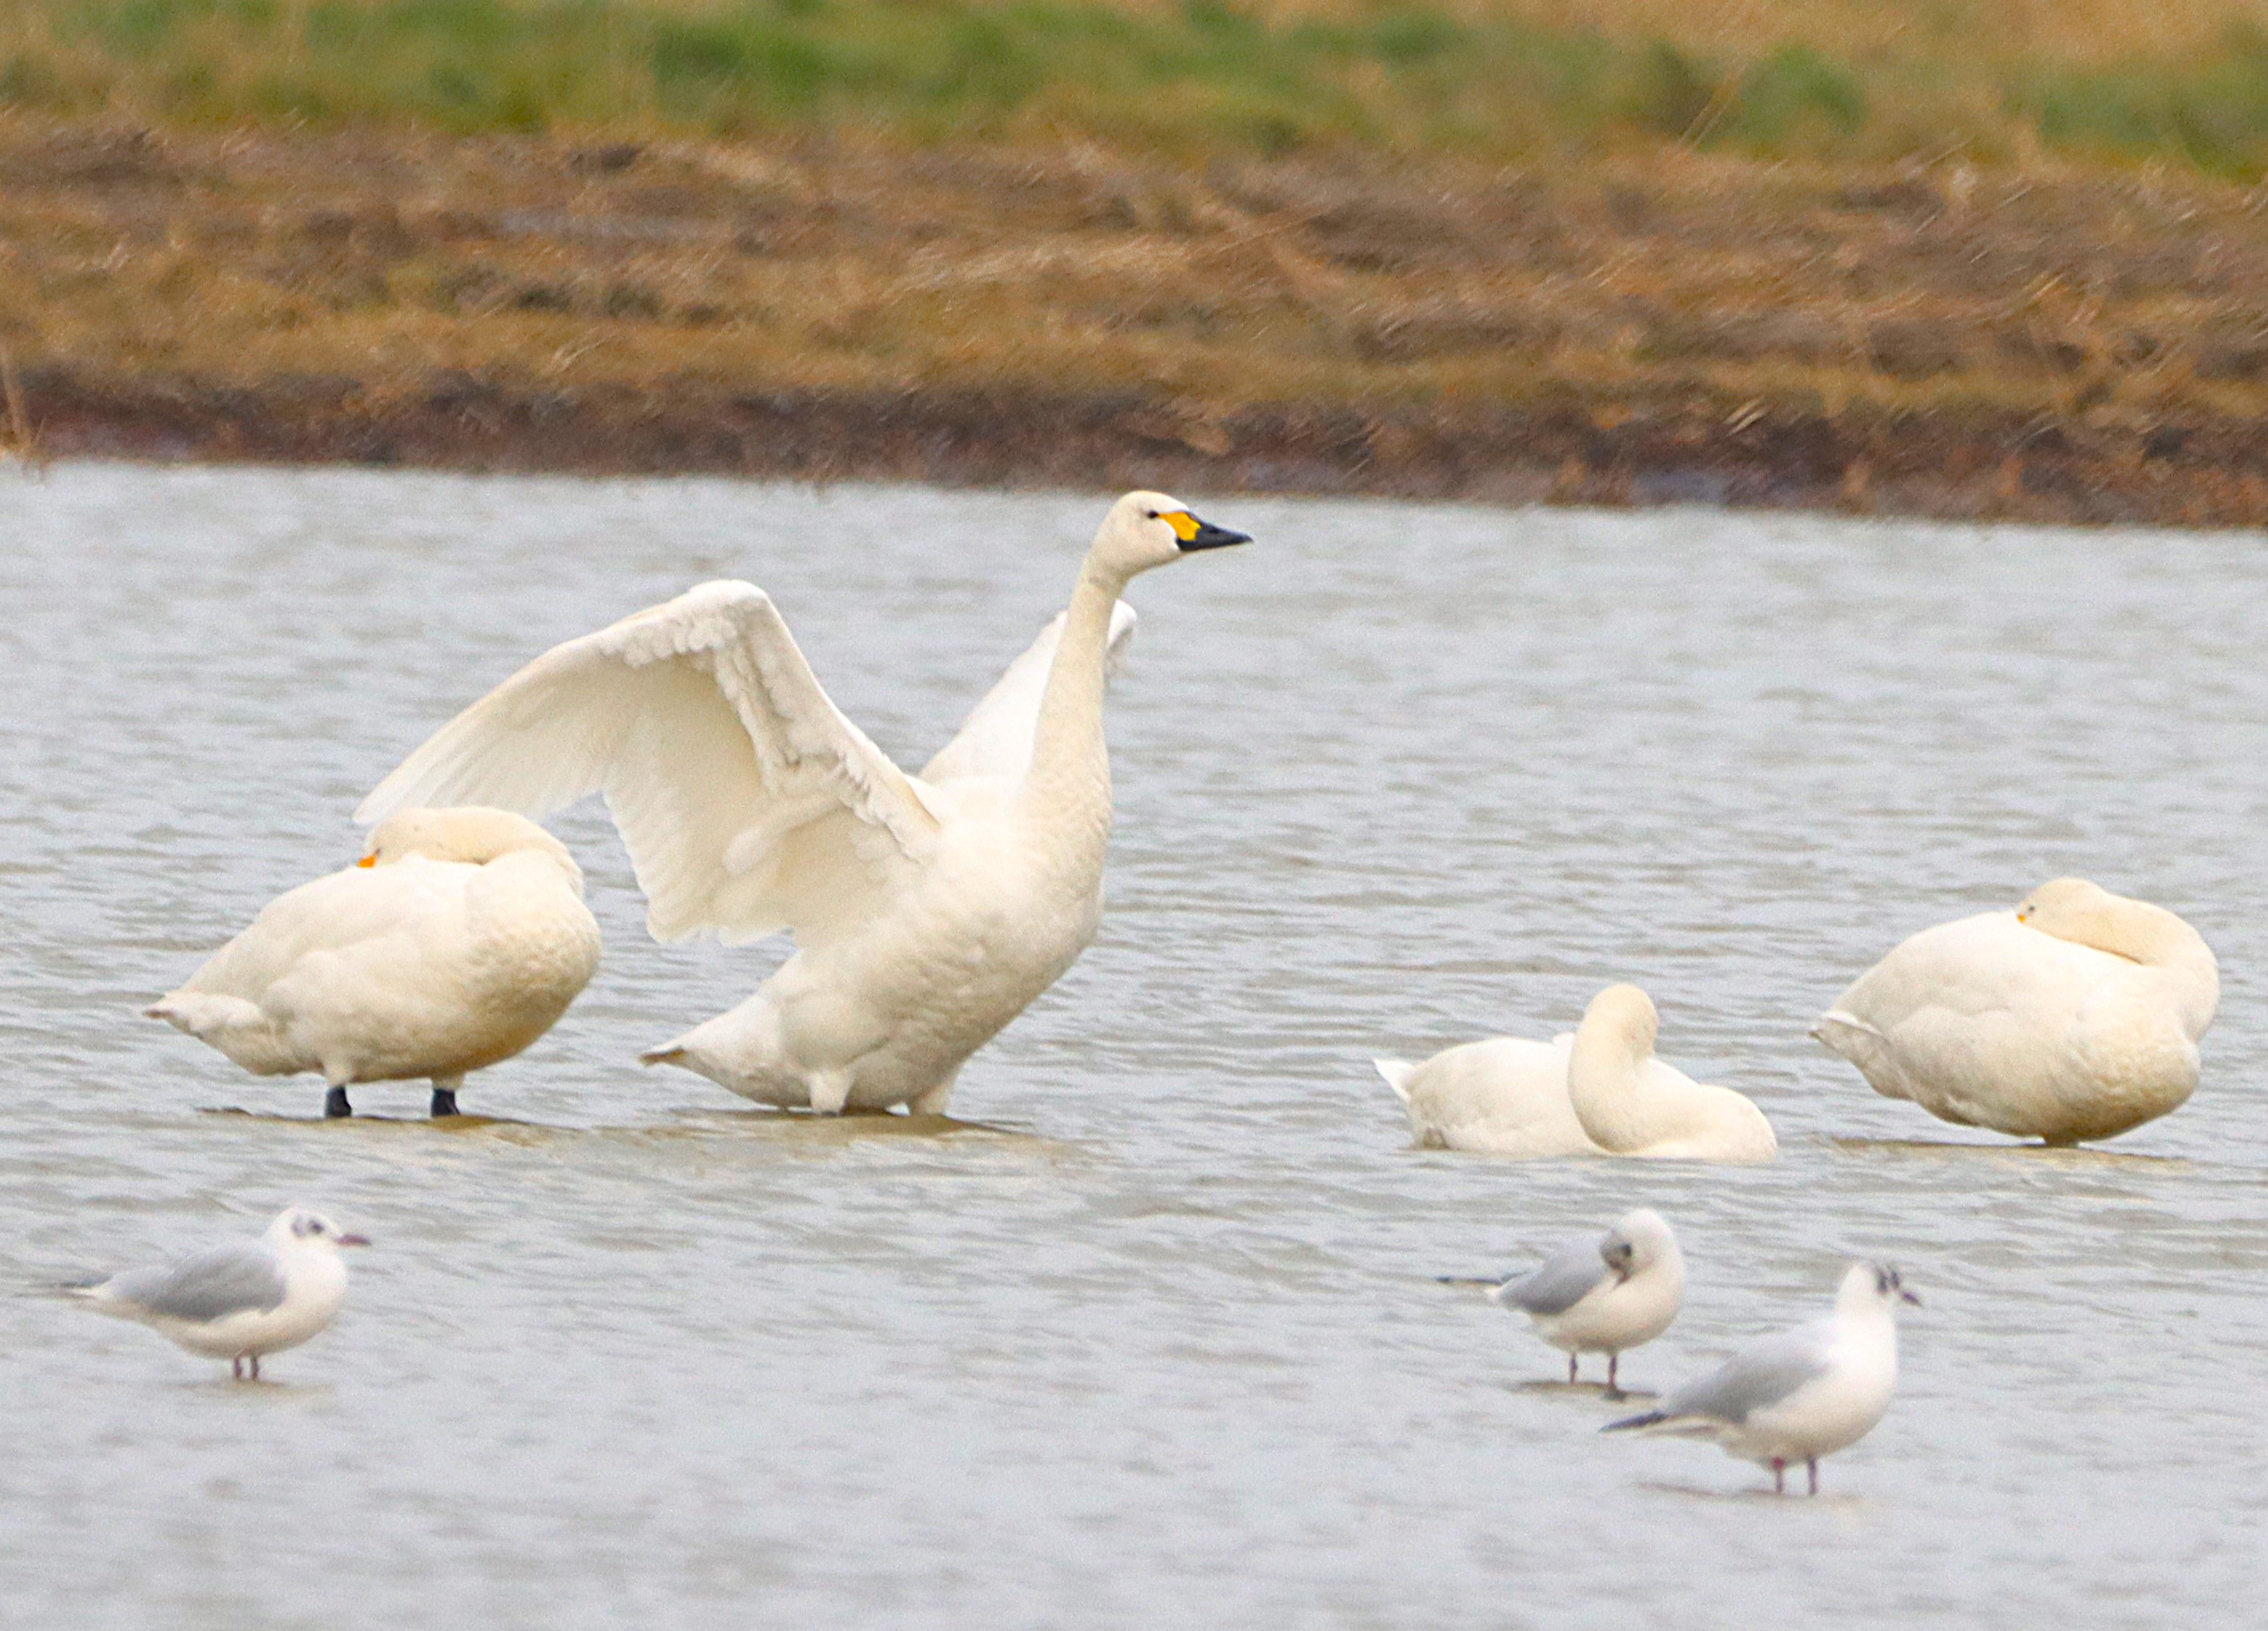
1495,1234,1611,1316
106,1245,287,1323
1660,1324,1831,1423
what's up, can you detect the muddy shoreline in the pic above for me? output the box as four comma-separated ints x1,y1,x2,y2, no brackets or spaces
19,364,2264,527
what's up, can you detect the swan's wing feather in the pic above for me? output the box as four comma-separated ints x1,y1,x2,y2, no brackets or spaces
1497,1235,1609,1316
169,865,469,1003
920,601,1137,786
104,1245,287,1323
357,581,937,945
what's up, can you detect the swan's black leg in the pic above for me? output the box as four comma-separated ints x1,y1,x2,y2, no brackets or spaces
1807,1459,1819,1495
323,1087,353,1118
1568,1354,1579,1384
1771,1459,1787,1494
1606,1354,1621,1398
430,1085,461,1118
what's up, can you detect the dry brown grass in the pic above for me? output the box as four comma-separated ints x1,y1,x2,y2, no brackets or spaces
6,113,2268,519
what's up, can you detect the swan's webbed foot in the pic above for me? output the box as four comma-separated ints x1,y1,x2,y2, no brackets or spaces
323,1087,353,1118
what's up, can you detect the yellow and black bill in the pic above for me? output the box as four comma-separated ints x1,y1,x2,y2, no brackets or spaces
1162,510,1252,552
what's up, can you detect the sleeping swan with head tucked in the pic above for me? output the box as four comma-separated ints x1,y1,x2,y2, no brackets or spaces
1815,877,2218,1144
146,807,602,1118
356,492,1249,1117
1375,984,1777,1162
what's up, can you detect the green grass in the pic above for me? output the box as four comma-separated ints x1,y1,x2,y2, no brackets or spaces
6,0,2268,174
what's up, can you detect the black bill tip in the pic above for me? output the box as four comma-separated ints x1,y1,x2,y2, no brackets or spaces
1179,519,1251,552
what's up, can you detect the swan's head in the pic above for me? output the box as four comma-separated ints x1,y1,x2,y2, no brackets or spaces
266,1206,370,1253
1580,984,1660,1058
359,808,581,886
2014,877,2112,932
1839,1261,1919,1314
1087,491,1249,583
1601,1208,1678,1280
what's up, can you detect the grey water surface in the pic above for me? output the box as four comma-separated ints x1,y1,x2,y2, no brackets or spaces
2,465,2263,1628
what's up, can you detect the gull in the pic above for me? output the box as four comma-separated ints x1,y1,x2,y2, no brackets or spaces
1603,1262,1918,1494
68,1207,368,1379
357,492,1249,1116
1464,1208,1684,1393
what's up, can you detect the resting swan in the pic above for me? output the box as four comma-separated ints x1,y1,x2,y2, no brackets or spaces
1814,877,2219,1144
147,807,602,1118
356,492,1249,1116
1376,984,1777,1162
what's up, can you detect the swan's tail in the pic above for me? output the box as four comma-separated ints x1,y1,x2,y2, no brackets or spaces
144,992,265,1038
1373,1059,1417,1103
1811,1008,1882,1056
639,1043,688,1067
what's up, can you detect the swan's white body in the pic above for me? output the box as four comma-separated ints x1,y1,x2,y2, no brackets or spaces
148,809,601,1114
357,493,1248,1115
73,1207,369,1378
1815,878,2219,1144
1377,984,1776,1162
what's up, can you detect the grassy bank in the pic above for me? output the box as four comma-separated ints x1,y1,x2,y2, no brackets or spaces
7,0,2268,175
6,113,2268,523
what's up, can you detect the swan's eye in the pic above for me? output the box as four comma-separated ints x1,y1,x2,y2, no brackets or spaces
1144,509,1159,520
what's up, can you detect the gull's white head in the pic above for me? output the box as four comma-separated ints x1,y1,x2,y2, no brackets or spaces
266,1206,371,1253
1087,490,1249,584
1601,1208,1679,1279
1839,1261,1919,1314
359,807,580,886
1581,984,1660,1057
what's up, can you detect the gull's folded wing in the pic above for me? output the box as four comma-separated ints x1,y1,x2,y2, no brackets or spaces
920,601,1137,787
358,581,939,948
1498,1235,1612,1316
107,1246,288,1322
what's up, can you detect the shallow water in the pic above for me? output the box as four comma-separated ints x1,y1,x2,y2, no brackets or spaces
2,465,2264,1628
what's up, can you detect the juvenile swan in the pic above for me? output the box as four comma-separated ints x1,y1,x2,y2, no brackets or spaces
357,493,1249,1116
147,808,602,1118
1483,1208,1684,1392
1375,984,1776,1162
69,1206,369,1380
1605,1263,1917,1495
1815,878,2219,1144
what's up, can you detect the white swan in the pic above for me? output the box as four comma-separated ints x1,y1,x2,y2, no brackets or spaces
1814,877,2219,1144
355,491,1249,1116
147,807,602,1118
1375,984,1776,1162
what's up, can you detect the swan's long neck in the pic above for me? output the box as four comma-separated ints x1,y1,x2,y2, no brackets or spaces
1018,558,1126,850
1566,1027,1651,1154
2055,901,2220,1038
2122,907,2220,1038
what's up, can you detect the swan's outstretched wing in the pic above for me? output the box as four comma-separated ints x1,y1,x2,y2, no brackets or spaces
920,601,1137,786
357,581,938,948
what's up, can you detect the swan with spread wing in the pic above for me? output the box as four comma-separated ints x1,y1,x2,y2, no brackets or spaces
358,492,1249,1115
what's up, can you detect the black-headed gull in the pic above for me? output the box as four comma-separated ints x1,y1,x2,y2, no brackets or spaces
1604,1261,1917,1494
1464,1208,1684,1393
69,1206,369,1379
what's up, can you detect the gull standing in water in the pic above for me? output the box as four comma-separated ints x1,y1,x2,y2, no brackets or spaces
1603,1262,1917,1494
67,1207,368,1380
1455,1208,1684,1393
357,493,1249,1117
